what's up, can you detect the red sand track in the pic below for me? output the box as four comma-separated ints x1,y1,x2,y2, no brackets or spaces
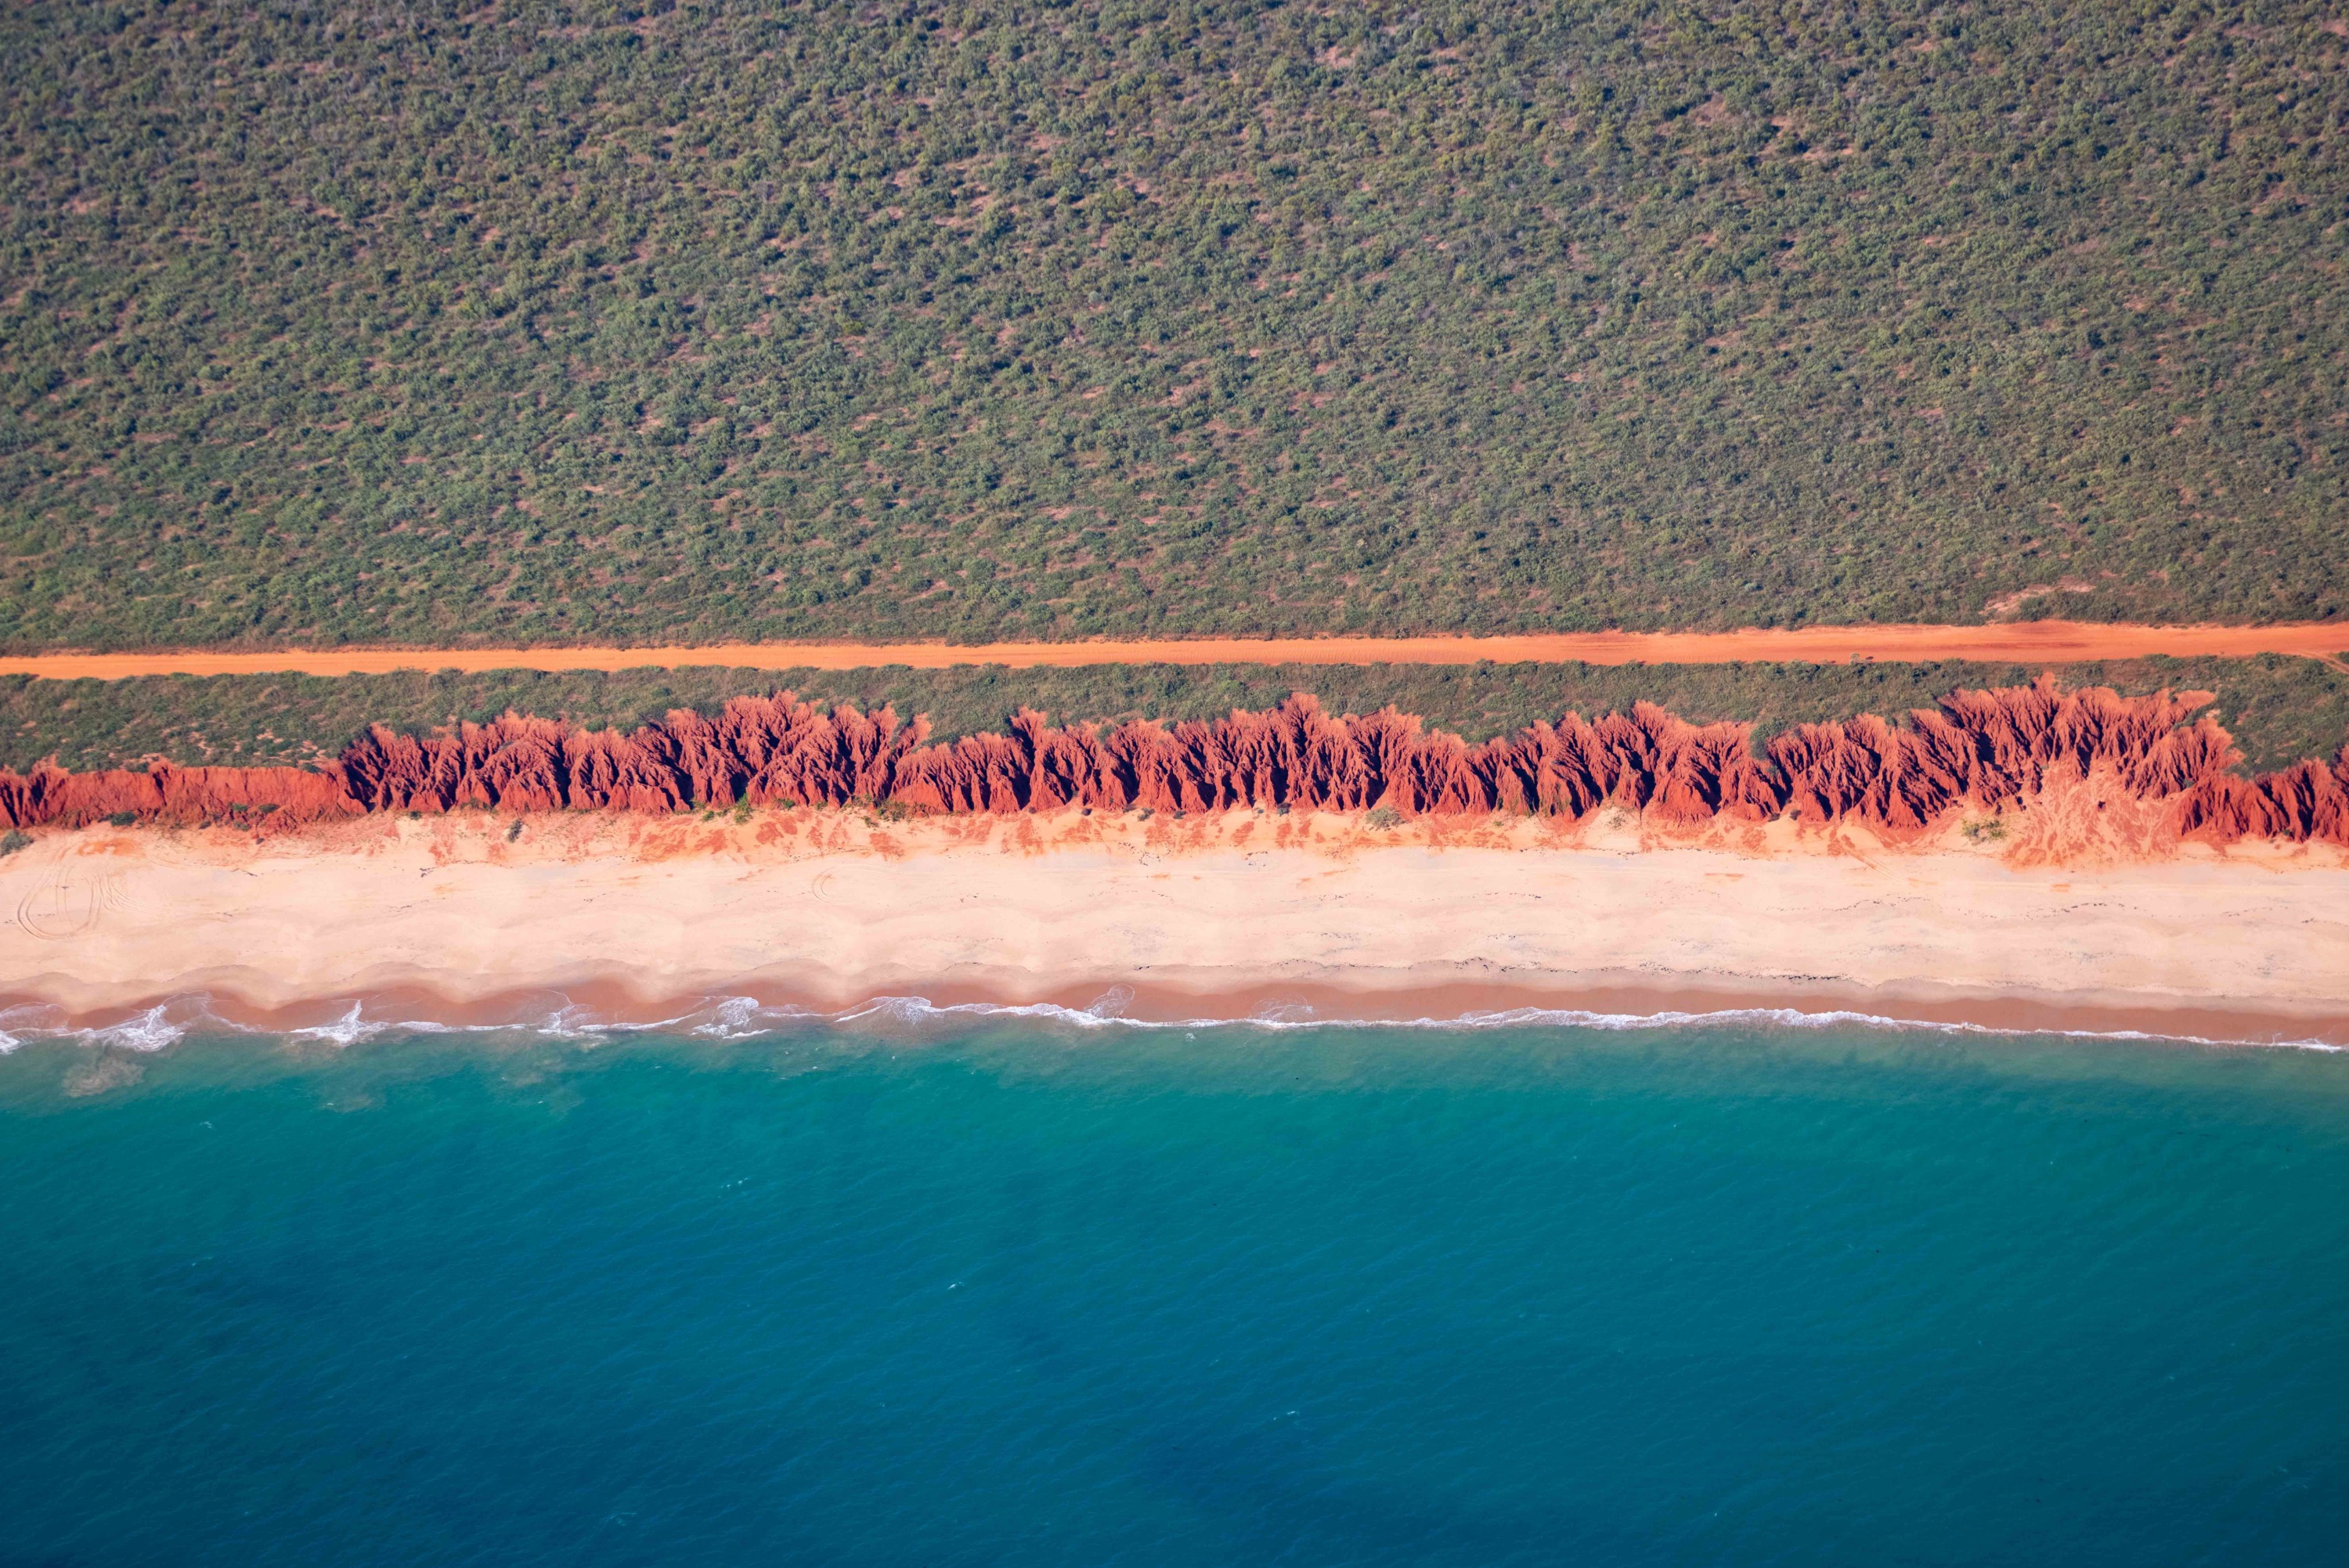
0,621,2344,679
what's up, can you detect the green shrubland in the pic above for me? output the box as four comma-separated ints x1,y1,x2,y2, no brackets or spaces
0,0,2344,650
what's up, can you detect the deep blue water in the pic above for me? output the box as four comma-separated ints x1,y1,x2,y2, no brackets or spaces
2,1018,2346,1566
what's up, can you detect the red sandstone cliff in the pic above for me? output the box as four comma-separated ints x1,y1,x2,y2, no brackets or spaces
2,681,2345,847
0,759,364,832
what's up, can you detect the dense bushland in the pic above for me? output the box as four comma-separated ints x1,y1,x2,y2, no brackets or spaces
2,1,2344,650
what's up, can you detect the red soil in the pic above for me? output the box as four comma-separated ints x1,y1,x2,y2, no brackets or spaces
2,679,2343,848
0,621,2345,679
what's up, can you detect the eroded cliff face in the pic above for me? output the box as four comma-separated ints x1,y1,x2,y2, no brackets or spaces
3,681,2345,846
0,759,365,833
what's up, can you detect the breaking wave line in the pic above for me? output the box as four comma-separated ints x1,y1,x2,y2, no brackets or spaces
0,991,2338,1056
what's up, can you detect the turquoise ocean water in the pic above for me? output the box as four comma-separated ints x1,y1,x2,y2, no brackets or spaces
2,1007,2346,1564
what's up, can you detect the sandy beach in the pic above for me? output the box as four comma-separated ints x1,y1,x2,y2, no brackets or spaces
3,770,2347,1045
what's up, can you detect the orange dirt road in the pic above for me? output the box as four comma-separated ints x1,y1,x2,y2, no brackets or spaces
0,621,2344,681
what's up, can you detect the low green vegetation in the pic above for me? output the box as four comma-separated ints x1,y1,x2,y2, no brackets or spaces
5,654,2345,776
2,1,2345,651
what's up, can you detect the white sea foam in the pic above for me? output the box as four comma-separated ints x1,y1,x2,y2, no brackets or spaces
811,995,2344,1051
0,991,2336,1054
2,997,226,1055
286,1001,401,1048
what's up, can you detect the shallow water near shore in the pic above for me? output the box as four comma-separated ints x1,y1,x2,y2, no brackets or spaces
3,1018,2346,1565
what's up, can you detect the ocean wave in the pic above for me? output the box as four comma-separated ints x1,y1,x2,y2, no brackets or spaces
0,989,2338,1056
0,998,223,1056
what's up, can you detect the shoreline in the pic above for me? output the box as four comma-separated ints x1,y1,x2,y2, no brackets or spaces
4,797,2347,1051
7,976,2344,1055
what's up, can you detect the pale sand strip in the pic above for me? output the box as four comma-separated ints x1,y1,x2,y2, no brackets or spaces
2,620,2347,680
2,803,2345,1042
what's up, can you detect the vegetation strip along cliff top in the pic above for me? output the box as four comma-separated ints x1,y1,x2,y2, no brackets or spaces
10,656,2349,779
